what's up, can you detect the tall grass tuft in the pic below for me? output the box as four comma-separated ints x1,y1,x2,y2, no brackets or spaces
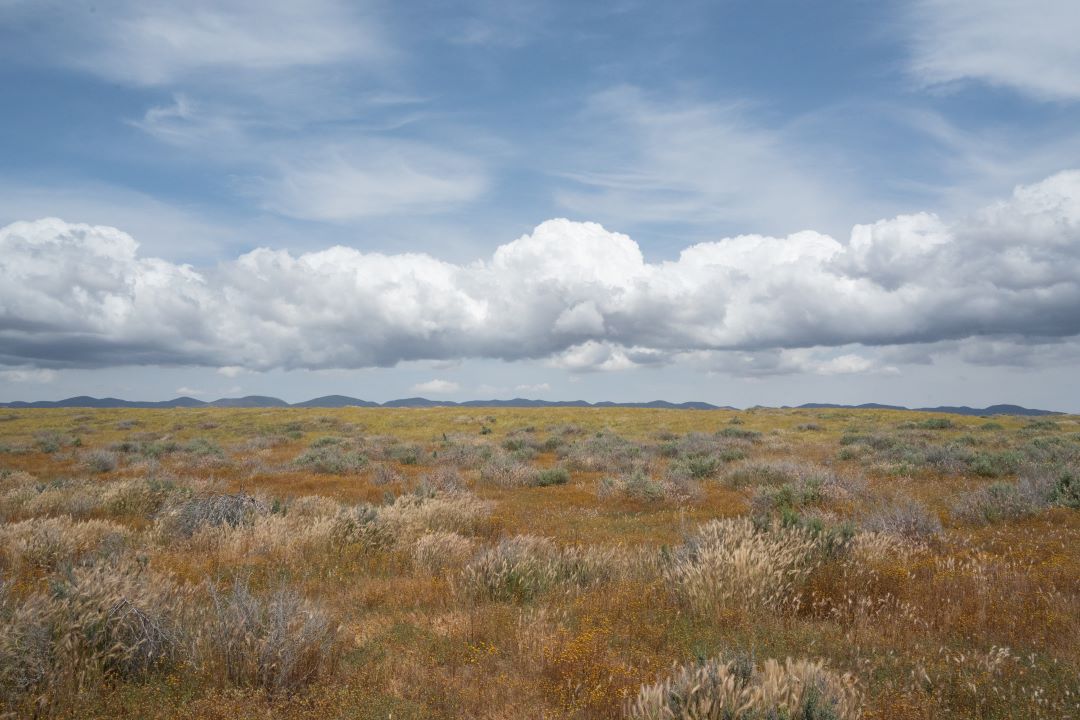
199,580,340,696
662,518,822,616
628,654,861,720
0,560,190,714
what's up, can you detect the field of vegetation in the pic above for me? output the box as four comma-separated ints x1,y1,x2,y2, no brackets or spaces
0,405,1077,719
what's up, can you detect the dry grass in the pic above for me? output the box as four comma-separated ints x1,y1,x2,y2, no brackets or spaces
629,654,861,720
0,406,1076,718
662,517,823,616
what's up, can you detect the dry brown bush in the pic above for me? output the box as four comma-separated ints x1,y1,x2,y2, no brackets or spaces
198,580,341,696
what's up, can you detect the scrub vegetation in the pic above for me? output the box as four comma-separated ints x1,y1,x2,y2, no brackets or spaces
0,406,1077,719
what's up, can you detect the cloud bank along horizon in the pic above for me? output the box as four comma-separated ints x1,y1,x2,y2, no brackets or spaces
2,170,1079,382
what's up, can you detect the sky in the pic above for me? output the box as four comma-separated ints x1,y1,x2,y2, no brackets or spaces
1,0,1080,410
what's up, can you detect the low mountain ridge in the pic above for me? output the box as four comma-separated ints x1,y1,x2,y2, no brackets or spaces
0,396,1065,415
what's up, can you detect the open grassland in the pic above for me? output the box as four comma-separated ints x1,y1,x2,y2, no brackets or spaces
0,405,1078,719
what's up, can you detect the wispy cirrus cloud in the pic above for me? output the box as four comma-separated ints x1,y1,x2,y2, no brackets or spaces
1,0,389,87
906,0,1080,101
554,86,864,239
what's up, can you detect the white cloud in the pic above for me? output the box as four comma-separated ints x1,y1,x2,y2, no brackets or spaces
908,0,1080,101
554,86,860,237
2,170,1080,373
175,386,206,396
125,93,490,224
514,382,550,393
216,366,247,378
690,347,899,379
0,367,57,383
0,180,279,263
2,1,388,87
411,379,460,394
547,341,669,373
250,141,488,221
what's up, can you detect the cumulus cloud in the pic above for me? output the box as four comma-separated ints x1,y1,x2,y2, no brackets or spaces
691,347,899,379
908,0,1080,101
2,170,1080,373
411,379,460,394
175,386,206,396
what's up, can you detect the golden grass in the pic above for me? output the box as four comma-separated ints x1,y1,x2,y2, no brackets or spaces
0,406,1077,718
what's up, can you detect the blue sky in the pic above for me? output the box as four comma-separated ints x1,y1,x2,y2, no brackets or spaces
2,0,1080,410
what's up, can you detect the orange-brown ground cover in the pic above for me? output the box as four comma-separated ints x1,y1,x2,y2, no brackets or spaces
0,406,1077,718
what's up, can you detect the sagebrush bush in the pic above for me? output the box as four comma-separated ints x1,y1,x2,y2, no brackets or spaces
725,460,804,488
156,492,270,539
531,467,570,487
949,473,1060,525
598,467,670,502
663,518,822,615
1053,467,1080,508
34,431,75,454
417,465,467,494
388,443,424,465
435,438,494,467
479,452,533,487
862,496,942,539
668,454,723,482
368,461,401,485
293,444,367,474
560,431,645,473
628,654,861,720
80,448,118,473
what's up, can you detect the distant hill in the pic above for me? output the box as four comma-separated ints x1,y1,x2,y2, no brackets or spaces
382,397,450,408
206,395,289,408
291,395,379,408
1,395,209,409
0,396,1066,415
794,402,1062,416
796,402,907,411
916,404,1062,417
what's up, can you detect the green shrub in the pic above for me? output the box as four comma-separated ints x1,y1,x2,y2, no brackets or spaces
390,444,422,465
294,445,367,474
599,468,667,502
968,451,1024,478
717,427,761,441
1052,468,1080,508
531,467,570,487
